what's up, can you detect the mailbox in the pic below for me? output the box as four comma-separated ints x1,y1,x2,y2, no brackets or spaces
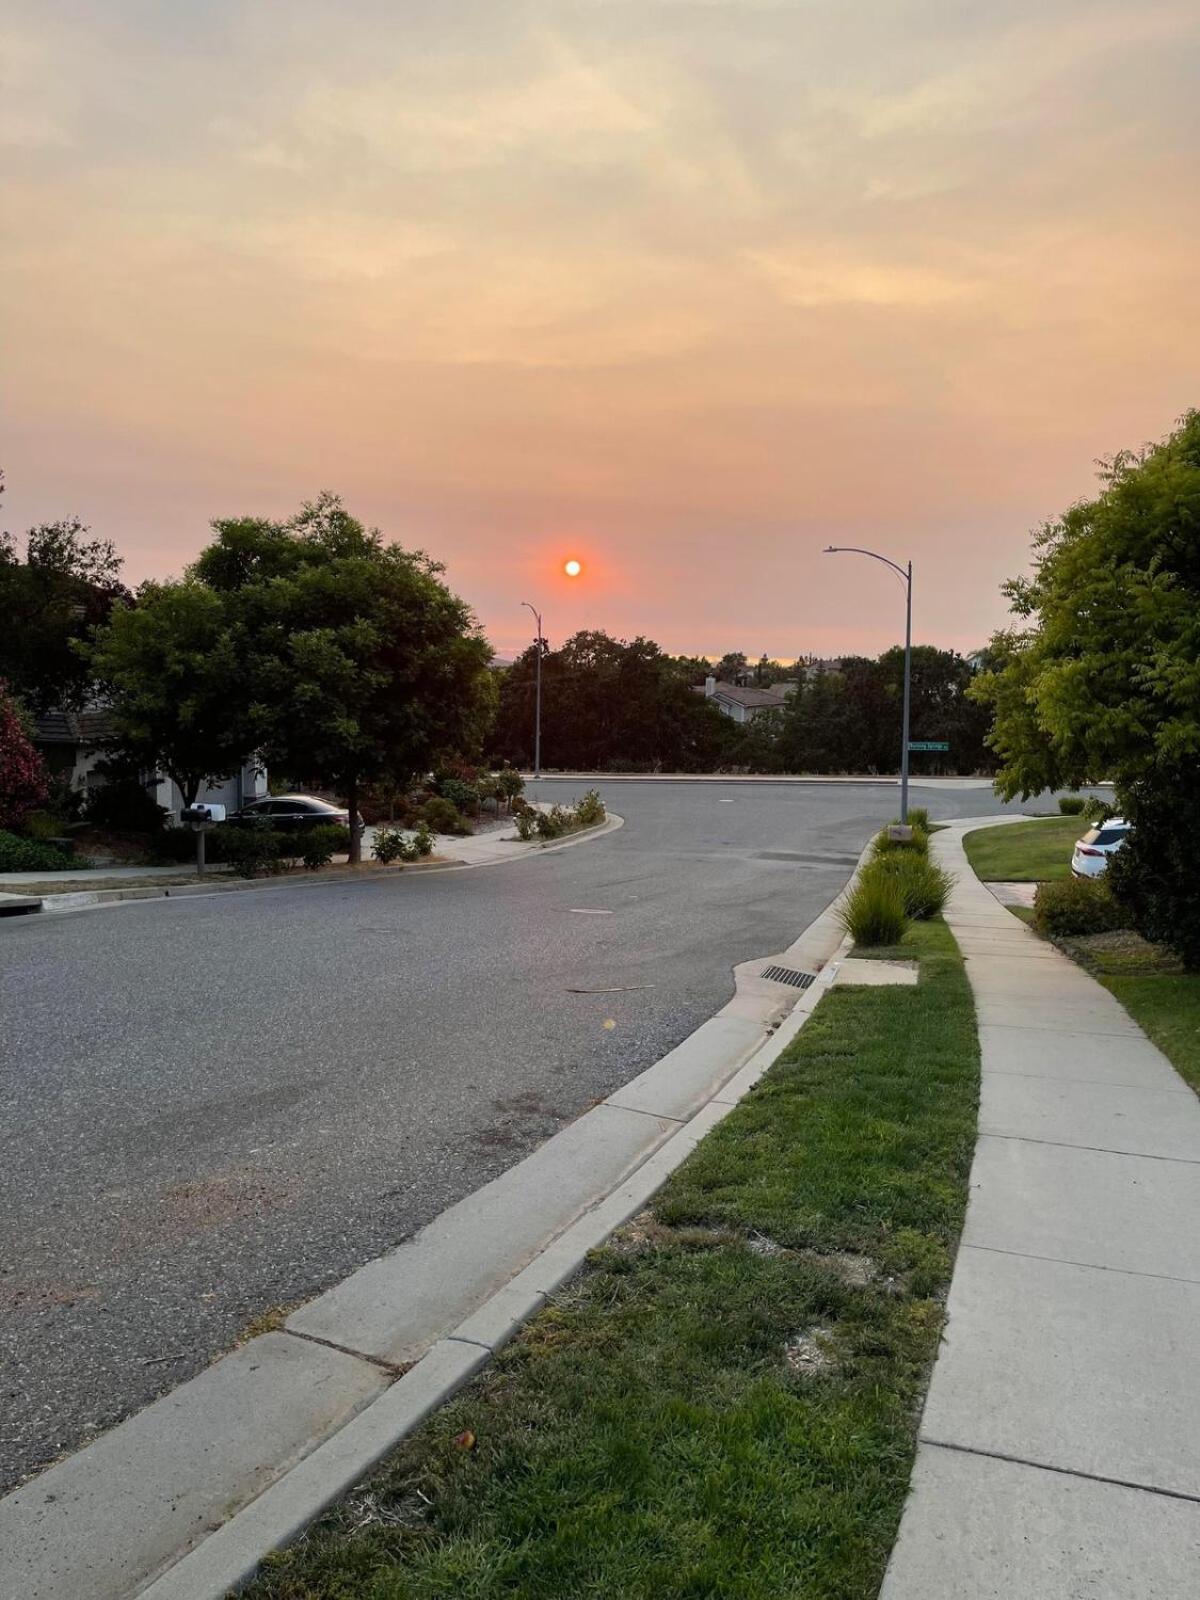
181,803,226,824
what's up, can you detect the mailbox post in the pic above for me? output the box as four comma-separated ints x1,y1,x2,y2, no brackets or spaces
180,802,226,874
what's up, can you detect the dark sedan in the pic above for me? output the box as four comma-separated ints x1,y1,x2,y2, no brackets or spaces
228,794,361,833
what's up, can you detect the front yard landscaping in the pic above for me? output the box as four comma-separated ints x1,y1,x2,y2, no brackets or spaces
242,917,977,1600
962,815,1081,881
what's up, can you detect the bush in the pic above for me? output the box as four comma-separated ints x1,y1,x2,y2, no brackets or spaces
1034,877,1126,939
906,806,930,831
0,829,77,872
211,822,287,878
1107,760,1199,969
1058,795,1086,815
574,788,606,827
437,777,478,815
299,823,350,870
514,809,537,841
839,871,908,946
421,796,472,835
372,823,435,864
871,853,953,920
873,823,929,858
85,781,169,834
535,804,572,840
497,768,525,807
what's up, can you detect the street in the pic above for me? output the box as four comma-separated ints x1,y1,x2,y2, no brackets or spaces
1,778,1030,1490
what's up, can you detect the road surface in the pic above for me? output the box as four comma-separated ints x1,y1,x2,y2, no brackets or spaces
1,778,1038,1489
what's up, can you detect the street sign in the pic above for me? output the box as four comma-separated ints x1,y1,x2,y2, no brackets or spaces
908,740,949,752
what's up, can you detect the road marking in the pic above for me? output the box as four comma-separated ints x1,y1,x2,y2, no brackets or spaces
568,908,612,915
717,798,735,803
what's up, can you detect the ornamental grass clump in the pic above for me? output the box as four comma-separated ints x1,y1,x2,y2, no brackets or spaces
838,869,908,946
870,853,954,920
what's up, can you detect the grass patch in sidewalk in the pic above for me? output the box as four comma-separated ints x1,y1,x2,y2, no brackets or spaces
962,815,1081,881
242,919,978,1600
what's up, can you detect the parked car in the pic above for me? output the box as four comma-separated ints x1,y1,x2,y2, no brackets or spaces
1071,817,1130,877
228,794,362,833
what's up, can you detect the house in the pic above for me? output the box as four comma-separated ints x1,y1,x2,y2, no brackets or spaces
695,676,798,725
34,706,267,820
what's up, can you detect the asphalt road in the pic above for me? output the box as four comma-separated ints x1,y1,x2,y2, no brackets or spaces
1,778,1041,1490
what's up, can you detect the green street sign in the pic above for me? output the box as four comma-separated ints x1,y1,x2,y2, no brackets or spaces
908,740,950,752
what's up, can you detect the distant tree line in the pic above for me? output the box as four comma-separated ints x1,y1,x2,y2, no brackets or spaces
491,632,995,775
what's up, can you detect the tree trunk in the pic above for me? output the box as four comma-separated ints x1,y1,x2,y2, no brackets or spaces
347,771,361,864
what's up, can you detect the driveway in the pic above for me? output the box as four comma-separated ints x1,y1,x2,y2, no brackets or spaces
1,778,1036,1490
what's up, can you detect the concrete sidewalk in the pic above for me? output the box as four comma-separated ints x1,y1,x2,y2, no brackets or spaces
882,822,1200,1597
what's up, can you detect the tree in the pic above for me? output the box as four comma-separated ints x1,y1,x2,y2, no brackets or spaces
202,494,494,861
973,411,1200,965
0,518,129,711
0,682,49,831
89,581,250,808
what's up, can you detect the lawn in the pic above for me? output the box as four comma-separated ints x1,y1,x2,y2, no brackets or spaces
241,919,978,1600
962,816,1082,881
1055,931,1200,1096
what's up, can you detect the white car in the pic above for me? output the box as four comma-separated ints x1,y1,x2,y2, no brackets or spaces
1071,817,1130,877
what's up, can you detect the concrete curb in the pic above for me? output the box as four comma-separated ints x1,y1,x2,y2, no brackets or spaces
1,831,864,1600
8,814,624,917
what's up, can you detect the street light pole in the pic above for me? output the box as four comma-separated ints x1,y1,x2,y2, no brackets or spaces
521,601,543,779
822,546,914,824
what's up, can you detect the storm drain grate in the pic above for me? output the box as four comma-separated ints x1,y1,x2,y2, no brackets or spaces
760,964,817,990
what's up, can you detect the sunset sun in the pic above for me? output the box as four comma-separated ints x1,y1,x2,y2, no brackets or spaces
564,558,582,578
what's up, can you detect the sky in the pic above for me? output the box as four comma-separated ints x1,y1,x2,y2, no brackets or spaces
3,0,1198,661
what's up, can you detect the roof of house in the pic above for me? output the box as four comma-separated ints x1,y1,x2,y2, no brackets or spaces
33,706,115,745
692,681,796,709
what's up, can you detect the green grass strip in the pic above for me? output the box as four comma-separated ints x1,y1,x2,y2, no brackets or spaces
244,918,978,1600
962,815,1082,881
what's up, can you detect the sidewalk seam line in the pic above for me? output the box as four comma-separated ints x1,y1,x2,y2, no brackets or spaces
982,1069,1193,1092
960,1242,1200,1287
918,1437,1200,1506
976,1131,1200,1165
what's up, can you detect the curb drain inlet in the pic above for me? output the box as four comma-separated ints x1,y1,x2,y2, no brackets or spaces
760,965,818,990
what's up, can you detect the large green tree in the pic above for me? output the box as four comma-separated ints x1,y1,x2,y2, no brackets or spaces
89,580,250,807
200,494,494,860
973,411,1200,796
0,517,129,711
973,411,1200,965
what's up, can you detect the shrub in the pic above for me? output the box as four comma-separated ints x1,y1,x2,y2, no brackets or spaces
574,788,606,827
421,796,472,835
514,809,537,840
872,853,953,919
22,810,70,842
372,823,435,864
873,823,929,858
906,806,931,831
0,685,49,832
497,768,525,807
1058,795,1086,815
0,829,77,872
211,822,286,878
535,804,572,840
437,777,478,815
1107,760,1199,969
85,780,169,834
839,871,908,946
1034,877,1126,939
299,824,350,870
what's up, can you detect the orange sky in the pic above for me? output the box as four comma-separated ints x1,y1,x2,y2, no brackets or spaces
3,0,1198,659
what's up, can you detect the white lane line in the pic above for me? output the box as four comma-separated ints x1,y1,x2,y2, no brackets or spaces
568,908,612,915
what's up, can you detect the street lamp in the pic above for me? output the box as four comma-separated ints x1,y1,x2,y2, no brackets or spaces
521,601,543,779
823,546,914,824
